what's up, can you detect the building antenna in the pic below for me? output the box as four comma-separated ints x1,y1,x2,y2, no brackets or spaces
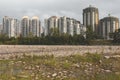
108,14,111,17
89,5,92,7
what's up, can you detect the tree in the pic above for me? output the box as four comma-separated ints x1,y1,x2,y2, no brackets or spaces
0,34,9,44
113,29,120,43
50,27,59,36
86,26,98,40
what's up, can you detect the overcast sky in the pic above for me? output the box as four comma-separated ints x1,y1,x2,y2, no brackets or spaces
0,0,120,24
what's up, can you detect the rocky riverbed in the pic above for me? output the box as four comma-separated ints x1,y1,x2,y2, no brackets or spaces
0,45,120,80
0,53,120,80
0,45,120,59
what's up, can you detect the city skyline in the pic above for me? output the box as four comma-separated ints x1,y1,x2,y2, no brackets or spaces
0,0,120,23
1,4,120,39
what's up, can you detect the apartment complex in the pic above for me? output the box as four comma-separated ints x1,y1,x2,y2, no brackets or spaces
21,16,31,37
31,16,41,37
83,5,99,33
3,16,20,38
99,15,119,39
1,5,120,40
83,5,119,40
21,16,42,37
0,24,3,34
2,16,42,38
44,16,59,36
45,16,86,36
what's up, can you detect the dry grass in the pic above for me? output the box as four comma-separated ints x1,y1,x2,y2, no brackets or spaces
0,53,120,80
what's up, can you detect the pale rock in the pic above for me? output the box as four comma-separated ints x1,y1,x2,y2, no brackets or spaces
52,73,57,77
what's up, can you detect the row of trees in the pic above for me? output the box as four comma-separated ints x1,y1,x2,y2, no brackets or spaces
0,27,119,45
0,34,86,45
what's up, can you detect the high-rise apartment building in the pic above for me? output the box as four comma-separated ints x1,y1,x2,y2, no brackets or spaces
67,18,74,36
67,18,77,36
3,16,9,36
74,21,81,35
31,16,41,37
45,16,86,36
58,16,67,34
3,16,20,38
44,19,48,36
99,15,119,39
80,24,86,38
0,24,3,34
44,16,59,35
21,16,42,37
15,19,21,37
21,16,31,37
83,5,99,33
66,18,84,36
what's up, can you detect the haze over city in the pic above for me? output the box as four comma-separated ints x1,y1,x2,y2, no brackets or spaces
0,0,120,23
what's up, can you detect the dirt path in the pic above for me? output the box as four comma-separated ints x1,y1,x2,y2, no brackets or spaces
0,45,120,59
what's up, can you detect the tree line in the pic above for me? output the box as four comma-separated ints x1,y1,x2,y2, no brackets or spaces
0,28,120,45
0,34,86,45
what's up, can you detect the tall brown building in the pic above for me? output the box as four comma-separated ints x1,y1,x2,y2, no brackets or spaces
83,5,99,33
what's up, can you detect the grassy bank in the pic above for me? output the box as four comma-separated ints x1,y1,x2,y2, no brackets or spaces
0,53,120,80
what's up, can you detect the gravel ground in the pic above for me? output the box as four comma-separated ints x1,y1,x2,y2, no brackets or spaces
0,45,120,59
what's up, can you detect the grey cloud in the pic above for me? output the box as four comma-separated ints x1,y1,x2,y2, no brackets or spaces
0,0,120,24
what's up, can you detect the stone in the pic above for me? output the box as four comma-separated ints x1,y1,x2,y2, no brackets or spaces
52,73,57,77
73,64,80,68
104,70,112,73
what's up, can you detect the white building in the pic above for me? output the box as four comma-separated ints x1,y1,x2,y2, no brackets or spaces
58,16,67,34
80,24,86,38
3,16,20,38
74,21,81,35
32,16,41,37
21,16,31,37
44,16,59,35
0,24,3,34
68,19,74,36
45,16,86,36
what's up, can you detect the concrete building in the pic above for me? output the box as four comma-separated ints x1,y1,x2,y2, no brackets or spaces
74,21,81,35
67,18,84,36
80,24,86,38
14,19,21,37
31,16,41,37
44,16,59,35
45,16,86,36
0,24,3,34
99,15,119,40
21,16,31,37
59,17,82,36
58,16,67,34
3,16,20,38
3,16,9,35
44,19,48,36
67,18,74,36
83,5,99,33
